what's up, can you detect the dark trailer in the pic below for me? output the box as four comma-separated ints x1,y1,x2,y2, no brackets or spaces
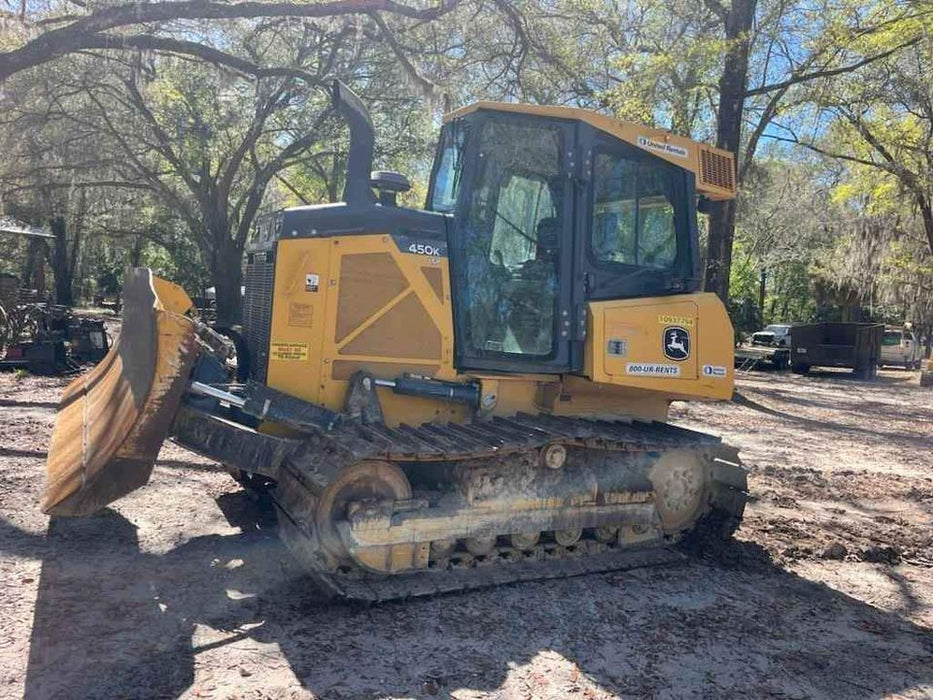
791,322,883,380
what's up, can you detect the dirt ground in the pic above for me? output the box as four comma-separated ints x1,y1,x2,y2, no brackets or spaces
0,366,931,699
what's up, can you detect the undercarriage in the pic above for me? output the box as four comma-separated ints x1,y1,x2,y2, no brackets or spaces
175,404,747,601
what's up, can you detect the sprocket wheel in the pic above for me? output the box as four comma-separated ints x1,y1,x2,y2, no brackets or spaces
649,449,708,533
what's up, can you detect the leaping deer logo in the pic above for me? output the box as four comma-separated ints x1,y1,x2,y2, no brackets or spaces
663,326,690,361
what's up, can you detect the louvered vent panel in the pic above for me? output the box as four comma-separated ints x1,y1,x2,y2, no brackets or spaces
243,250,275,382
699,148,736,194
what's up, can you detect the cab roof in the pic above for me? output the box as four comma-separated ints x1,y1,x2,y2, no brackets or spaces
445,101,737,201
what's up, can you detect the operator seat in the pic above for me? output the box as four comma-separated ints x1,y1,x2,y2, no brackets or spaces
509,216,561,354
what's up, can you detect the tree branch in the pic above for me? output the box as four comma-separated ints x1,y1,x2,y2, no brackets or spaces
0,0,461,81
81,34,327,85
702,0,728,24
368,11,437,96
740,84,790,181
745,37,920,97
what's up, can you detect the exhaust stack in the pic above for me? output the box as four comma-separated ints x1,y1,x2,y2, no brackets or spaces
331,80,375,206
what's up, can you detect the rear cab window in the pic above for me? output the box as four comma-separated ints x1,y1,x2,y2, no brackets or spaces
882,331,903,346
427,120,466,213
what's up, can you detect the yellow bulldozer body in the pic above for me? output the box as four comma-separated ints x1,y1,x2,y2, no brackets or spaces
263,234,734,428
41,240,735,515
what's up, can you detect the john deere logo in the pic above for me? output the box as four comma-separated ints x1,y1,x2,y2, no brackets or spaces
663,326,690,361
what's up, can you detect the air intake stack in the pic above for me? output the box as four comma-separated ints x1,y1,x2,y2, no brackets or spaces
331,80,376,206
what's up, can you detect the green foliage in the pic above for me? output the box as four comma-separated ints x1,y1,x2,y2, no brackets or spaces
0,0,929,332
598,0,724,137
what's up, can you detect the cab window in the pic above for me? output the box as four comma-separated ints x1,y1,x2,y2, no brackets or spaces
428,121,466,213
489,173,555,268
882,331,903,346
591,152,677,270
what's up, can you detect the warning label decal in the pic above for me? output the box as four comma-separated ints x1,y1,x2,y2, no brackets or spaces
270,342,309,361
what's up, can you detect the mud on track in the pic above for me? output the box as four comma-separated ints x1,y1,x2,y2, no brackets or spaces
1,368,931,699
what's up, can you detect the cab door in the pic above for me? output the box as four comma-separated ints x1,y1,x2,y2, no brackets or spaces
568,126,701,372
447,112,575,374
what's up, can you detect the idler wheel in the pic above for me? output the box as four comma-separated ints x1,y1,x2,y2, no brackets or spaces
315,460,412,563
649,449,708,533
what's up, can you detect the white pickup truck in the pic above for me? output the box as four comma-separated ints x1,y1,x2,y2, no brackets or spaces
880,328,924,369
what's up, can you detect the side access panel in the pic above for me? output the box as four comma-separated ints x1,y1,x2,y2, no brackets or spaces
264,234,464,427
585,292,734,401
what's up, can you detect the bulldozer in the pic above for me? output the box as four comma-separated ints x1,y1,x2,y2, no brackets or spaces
43,82,747,601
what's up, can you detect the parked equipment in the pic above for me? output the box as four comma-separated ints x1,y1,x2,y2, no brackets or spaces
752,324,792,348
44,82,747,600
734,324,792,371
790,322,883,379
880,327,924,370
0,301,109,374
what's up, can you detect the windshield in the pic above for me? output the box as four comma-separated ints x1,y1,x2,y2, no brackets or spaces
764,325,790,334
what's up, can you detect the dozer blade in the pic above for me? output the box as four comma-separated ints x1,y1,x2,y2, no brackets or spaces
43,268,200,516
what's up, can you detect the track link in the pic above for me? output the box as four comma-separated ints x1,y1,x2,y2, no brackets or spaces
281,412,724,492
314,544,687,602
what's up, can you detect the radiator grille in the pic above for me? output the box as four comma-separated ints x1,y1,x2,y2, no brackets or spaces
243,249,275,382
699,148,736,194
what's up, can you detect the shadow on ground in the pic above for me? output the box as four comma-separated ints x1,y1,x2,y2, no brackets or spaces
4,492,931,699
732,391,933,449
0,399,60,409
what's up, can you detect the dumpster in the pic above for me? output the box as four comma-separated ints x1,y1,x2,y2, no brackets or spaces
790,322,883,380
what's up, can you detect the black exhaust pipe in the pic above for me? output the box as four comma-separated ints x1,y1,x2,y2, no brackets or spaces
331,80,375,206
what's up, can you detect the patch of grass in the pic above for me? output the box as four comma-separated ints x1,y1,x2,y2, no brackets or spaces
13,368,28,380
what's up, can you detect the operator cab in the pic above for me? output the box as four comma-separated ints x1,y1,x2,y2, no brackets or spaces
427,105,704,374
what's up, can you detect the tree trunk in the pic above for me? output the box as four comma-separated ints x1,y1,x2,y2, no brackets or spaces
50,216,74,306
757,268,766,323
69,191,85,300
704,0,757,302
211,236,244,327
918,193,933,257
130,235,145,267
705,199,738,301
23,237,47,294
